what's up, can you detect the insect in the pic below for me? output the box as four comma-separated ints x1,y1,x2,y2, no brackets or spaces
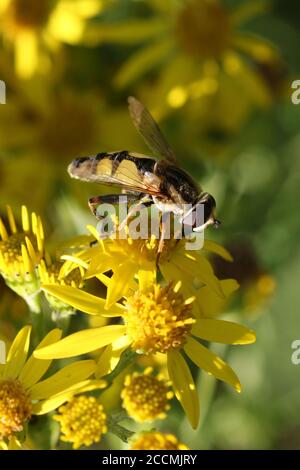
68,97,220,252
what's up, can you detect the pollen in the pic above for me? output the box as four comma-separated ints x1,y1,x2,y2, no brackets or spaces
121,368,173,422
130,432,190,450
124,281,195,354
54,396,107,449
0,379,32,440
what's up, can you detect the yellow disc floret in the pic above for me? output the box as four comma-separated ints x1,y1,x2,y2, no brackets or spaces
121,368,173,422
0,379,32,440
130,432,190,450
54,396,107,449
124,281,195,354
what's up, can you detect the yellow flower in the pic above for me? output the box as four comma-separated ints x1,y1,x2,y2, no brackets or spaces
0,0,104,78
88,0,282,128
38,255,85,317
35,272,255,428
130,432,189,450
121,368,173,423
61,223,237,312
0,205,44,312
0,325,104,445
54,395,107,449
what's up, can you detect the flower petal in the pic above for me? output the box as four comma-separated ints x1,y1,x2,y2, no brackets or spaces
32,379,107,415
137,264,156,293
5,326,31,379
34,325,127,359
193,279,239,318
192,319,256,345
184,337,241,392
41,285,123,317
167,349,200,429
86,252,118,278
170,250,224,298
29,360,96,400
106,262,137,308
204,240,233,261
95,336,131,378
19,329,62,389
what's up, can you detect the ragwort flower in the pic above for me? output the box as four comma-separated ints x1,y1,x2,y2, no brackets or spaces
60,223,238,312
130,432,189,450
121,367,173,423
0,205,44,312
54,395,107,449
0,325,104,445
35,272,255,428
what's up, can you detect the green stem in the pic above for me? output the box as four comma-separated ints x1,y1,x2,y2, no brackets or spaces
107,421,135,443
103,348,138,386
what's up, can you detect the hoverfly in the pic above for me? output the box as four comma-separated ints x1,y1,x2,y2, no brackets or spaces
68,97,220,252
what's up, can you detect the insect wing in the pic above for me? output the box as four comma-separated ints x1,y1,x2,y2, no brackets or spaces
68,154,161,195
128,96,177,163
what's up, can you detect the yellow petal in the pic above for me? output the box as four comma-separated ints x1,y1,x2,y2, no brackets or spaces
193,279,239,318
204,240,233,261
32,378,105,415
166,248,224,298
86,252,117,278
82,19,167,46
115,38,173,88
0,218,8,240
41,285,124,317
106,262,137,309
5,326,31,379
137,265,156,293
30,360,96,400
95,335,131,378
167,349,200,429
34,325,127,359
192,319,256,344
19,329,62,389
232,33,279,64
6,205,17,234
184,337,241,392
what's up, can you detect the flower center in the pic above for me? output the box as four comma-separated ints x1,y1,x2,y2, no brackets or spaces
124,282,195,354
0,379,32,440
54,396,107,449
0,233,28,271
176,0,231,58
130,432,189,450
9,0,52,29
121,369,173,422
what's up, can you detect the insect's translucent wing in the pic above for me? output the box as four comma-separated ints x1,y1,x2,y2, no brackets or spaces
128,96,177,163
68,154,161,195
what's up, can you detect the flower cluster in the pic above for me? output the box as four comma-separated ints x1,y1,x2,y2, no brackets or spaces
0,201,256,449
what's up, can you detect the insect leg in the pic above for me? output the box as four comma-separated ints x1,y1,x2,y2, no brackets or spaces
118,194,154,232
88,194,139,220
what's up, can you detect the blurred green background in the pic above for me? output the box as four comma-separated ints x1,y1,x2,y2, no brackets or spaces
1,0,300,449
